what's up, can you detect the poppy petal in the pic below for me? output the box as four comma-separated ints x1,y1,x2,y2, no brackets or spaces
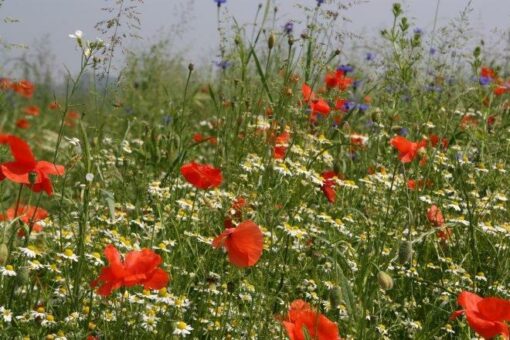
225,220,263,267
143,268,170,290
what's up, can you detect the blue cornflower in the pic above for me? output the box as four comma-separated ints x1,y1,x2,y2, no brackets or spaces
283,21,294,35
343,101,355,111
365,119,375,128
413,28,423,35
317,0,325,6
426,84,442,93
429,47,436,55
479,76,491,86
214,0,227,7
215,60,231,70
366,52,375,61
352,80,362,91
162,115,173,125
337,64,354,74
398,127,409,137
357,103,369,112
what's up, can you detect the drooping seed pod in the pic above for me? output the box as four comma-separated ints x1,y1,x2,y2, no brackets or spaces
377,271,394,290
398,240,413,264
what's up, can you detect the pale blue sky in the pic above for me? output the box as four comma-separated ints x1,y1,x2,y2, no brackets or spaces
0,0,509,76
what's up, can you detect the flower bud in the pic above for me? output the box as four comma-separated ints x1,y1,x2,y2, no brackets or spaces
0,244,8,265
268,32,275,50
377,271,394,290
188,63,194,72
329,287,342,308
17,266,30,284
398,240,413,264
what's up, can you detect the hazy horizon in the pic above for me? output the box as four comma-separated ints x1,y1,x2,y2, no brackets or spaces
1,0,509,78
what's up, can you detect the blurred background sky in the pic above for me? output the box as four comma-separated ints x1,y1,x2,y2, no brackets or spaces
0,0,509,76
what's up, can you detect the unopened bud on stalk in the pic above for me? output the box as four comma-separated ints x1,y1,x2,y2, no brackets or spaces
334,49,341,56
268,32,275,50
377,271,394,290
329,287,342,308
18,266,30,284
0,244,8,265
397,240,413,264
188,63,194,72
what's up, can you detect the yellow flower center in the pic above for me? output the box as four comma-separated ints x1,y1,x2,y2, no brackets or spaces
176,321,187,330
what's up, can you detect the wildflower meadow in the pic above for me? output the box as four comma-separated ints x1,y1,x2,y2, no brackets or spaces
0,0,510,339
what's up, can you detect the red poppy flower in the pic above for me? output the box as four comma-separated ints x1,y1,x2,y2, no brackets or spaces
390,136,427,163
273,131,291,159
324,70,353,91
180,162,222,189
480,67,495,79
11,80,35,98
0,204,48,234
302,84,331,122
48,101,59,110
223,196,247,228
282,299,340,340
407,178,432,191
16,118,30,129
451,291,510,339
321,171,339,203
212,220,264,267
460,115,479,129
91,244,170,296
0,78,12,90
0,134,65,195
428,134,449,149
63,111,80,127
193,133,218,145
427,205,444,227
23,105,40,116
494,85,507,96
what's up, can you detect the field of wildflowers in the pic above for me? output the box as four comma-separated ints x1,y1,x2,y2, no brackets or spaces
1,0,510,339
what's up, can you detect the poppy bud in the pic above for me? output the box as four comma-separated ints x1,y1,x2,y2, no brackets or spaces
397,240,413,264
329,287,342,308
188,63,194,72
334,49,341,56
227,281,236,292
371,110,381,122
0,243,8,265
288,36,294,46
392,3,402,17
333,162,340,174
17,266,30,284
234,35,241,46
268,32,275,50
377,271,394,290
28,171,37,185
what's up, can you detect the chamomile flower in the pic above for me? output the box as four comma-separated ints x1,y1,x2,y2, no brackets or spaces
0,265,16,277
58,249,78,262
173,321,193,337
